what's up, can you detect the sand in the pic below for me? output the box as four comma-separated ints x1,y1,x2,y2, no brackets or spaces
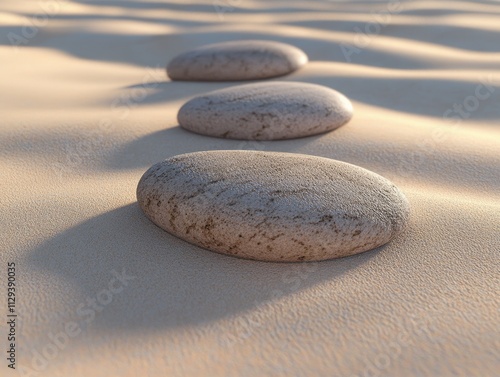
0,0,499,376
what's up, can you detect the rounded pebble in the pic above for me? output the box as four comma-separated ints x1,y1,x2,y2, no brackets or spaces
137,151,410,262
178,82,353,140
166,40,308,81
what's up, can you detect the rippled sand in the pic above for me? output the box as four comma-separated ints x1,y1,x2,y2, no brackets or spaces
0,0,499,376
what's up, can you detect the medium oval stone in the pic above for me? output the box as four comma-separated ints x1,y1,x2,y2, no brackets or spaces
137,151,410,262
166,40,308,81
178,82,353,140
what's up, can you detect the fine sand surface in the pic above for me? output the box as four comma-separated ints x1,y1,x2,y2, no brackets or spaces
1,0,499,376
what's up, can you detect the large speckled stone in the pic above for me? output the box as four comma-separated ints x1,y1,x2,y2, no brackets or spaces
178,82,353,140
137,151,409,262
166,40,308,81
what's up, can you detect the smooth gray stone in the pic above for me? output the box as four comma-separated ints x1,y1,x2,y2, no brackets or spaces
166,40,308,81
137,151,410,262
178,82,353,140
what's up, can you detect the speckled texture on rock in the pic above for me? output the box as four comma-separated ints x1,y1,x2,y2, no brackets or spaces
137,151,409,262
166,40,308,81
178,82,353,140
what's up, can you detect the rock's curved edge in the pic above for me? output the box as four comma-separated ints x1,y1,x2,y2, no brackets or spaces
166,66,307,82
137,151,410,263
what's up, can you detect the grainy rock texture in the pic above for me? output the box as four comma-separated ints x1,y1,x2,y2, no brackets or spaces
137,151,410,262
178,82,353,140
166,40,308,81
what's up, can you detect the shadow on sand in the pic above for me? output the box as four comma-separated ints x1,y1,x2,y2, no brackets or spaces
26,203,383,330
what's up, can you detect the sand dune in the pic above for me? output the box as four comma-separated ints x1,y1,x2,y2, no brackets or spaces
1,0,499,376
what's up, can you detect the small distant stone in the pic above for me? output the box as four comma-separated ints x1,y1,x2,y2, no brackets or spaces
178,82,353,140
137,151,410,262
166,40,308,81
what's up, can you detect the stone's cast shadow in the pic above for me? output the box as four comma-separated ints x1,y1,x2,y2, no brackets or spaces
124,80,236,105
105,126,325,172
128,73,500,121
299,74,500,121
105,127,205,171
26,203,382,330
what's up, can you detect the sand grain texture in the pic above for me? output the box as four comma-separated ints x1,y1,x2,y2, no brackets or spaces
0,0,499,376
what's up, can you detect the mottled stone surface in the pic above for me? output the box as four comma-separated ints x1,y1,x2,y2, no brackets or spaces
178,82,353,140
137,151,409,262
166,40,308,81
